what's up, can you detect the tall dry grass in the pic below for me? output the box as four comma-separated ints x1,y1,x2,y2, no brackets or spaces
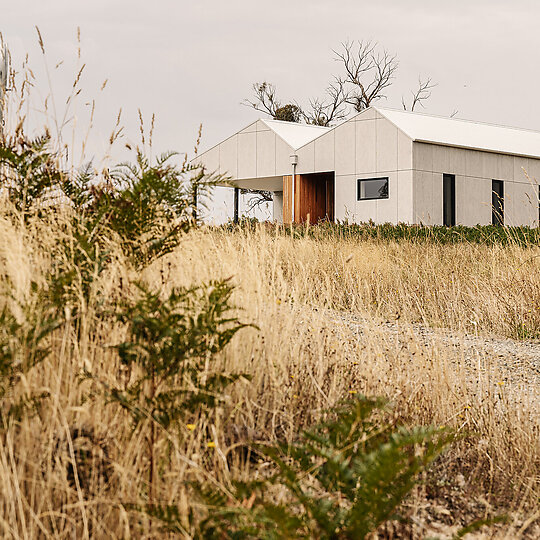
0,214,538,538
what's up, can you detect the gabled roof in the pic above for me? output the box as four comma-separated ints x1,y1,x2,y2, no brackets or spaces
262,119,330,149
377,107,540,159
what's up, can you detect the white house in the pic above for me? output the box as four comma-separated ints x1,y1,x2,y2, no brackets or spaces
195,107,540,226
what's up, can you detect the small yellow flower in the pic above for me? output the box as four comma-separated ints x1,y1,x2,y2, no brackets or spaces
290,375,294,379
276,299,282,305
497,381,505,386
293,394,298,398
463,406,471,410
349,390,357,395
207,441,216,448
186,424,196,431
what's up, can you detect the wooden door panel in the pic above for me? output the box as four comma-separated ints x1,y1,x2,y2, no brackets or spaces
283,172,335,224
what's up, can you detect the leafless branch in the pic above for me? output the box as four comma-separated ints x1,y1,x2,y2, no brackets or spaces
335,40,398,112
241,189,273,213
243,82,303,122
302,77,349,126
242,82,282,117
402,77,437,111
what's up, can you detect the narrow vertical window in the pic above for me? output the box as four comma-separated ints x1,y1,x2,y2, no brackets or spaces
492,180,504,226
443,174,456,226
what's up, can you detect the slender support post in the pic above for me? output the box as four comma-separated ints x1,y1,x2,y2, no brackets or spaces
233,187,239,223
290,154,298,223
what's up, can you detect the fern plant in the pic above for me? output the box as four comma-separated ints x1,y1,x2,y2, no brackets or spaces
0,286,59,427
86,279,251,504
95,150,225,265
191,395,454,539
0,131,64,214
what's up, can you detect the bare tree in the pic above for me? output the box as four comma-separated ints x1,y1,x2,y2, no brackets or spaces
241,188,273,213
245,79,348,127
302,77,349,126
244,82,281,117
334,40,398,112
244,82,302,122
401,77,437,111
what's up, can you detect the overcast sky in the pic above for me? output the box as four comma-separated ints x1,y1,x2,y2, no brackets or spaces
3,1,540,220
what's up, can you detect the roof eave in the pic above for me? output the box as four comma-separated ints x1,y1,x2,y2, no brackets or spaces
413,139,540,161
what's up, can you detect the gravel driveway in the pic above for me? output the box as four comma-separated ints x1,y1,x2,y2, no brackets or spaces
324,309,540,408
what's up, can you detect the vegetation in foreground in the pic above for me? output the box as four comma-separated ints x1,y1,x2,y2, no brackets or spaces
0,139,538,536
0,37,538,539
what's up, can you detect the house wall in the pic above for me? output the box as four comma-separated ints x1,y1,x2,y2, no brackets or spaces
413,143,540,226
296,109,414,224
195,119,294,182
273,192,284,223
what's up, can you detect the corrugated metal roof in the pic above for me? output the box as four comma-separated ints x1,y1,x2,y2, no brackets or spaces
377,107,540,159
262,119,330,150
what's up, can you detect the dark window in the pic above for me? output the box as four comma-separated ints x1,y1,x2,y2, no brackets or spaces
492,180,504,226
357,177,389,200
443,174,456,226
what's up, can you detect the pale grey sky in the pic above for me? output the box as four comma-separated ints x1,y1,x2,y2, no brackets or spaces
3,1,540,220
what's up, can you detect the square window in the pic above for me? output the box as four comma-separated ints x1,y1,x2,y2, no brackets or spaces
357,177,389,200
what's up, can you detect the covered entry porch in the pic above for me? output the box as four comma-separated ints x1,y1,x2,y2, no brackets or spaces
282,172,335,224
231,172,335,224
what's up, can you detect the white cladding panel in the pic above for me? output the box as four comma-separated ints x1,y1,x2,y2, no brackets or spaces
397,130,413,171
514,158,530,183
273,192,284,223
505,182,538,226
376,119,398,172
354,108,379,121
413,170,437,225
373,173,398,223
200,145,219,174
219,136,237,178
275,136,293,176
414,142,540,226
527,158,540,182
296,142,315,174
334,174,357,222
455,176,491,226
397,170,414,223
314,130,335,172
256,130,276,177
355,119,377,174
237,132,257,179
334,120,356,175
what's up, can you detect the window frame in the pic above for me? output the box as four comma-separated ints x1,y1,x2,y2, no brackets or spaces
443,173,456,227
356,177,390,201
492,179,504,226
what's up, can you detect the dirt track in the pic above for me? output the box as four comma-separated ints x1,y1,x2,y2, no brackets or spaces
325,309,540,409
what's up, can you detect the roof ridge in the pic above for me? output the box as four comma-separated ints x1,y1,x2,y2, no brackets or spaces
261,118,331,130
376,107,540,136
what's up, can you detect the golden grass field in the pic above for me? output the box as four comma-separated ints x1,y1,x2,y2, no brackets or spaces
0,213,538,538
